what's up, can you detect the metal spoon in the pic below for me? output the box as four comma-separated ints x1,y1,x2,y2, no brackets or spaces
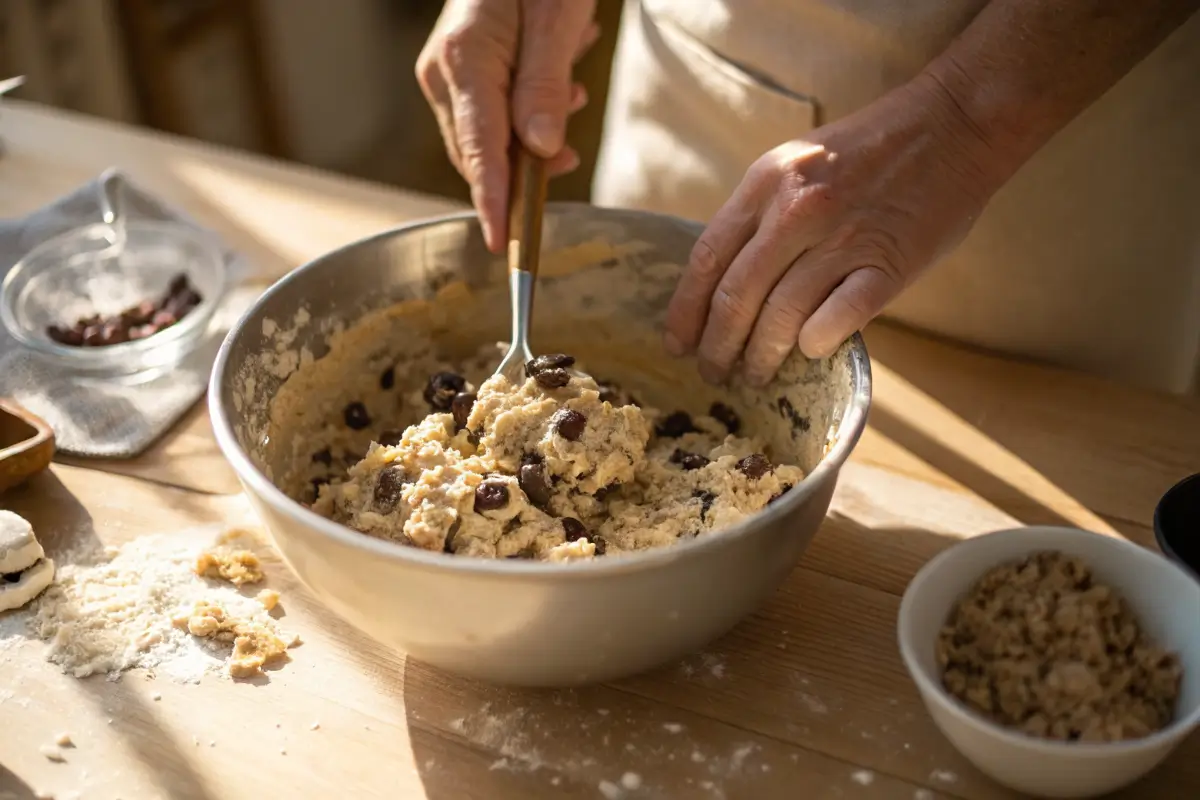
492,144,549,381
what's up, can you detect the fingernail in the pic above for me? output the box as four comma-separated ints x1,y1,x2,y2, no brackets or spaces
525,113,561,156
663,331,685,357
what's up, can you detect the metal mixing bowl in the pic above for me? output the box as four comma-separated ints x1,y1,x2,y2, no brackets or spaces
209,204,871,687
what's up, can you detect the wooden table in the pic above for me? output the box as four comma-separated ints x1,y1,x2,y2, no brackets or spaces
1,101,1198,800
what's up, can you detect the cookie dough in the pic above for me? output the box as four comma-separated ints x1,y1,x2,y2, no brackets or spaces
173,599,291,679
937,550,1183,742
314,354,804,560
0,510,55,611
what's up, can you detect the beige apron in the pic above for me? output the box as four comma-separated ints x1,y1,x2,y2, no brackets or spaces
592,0,1200,395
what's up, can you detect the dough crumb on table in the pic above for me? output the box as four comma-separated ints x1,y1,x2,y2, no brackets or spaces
937,550,1183,742
195,545,264,586
172,599,292,678
313,354,804,560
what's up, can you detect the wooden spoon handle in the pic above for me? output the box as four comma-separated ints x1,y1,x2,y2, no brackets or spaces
507,144,549,276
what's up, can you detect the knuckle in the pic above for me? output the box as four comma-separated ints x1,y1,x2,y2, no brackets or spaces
688,239,724,283
709,284,752,327
439,27,477,72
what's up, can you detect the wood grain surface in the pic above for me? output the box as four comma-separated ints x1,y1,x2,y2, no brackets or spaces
1,102,1197,800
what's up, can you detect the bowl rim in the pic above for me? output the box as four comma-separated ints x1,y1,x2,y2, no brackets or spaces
1153,473,1200,577
0,218,229,365
208,203,873,578
897,525,1200,756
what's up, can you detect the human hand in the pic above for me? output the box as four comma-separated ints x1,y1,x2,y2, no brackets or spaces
416,0,599,253
663,76,998,386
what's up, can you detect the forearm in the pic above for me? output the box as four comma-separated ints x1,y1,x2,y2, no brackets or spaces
920,0,1199,190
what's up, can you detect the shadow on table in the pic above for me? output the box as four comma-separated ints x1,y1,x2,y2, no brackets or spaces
1,470,221,800
0,763,35,800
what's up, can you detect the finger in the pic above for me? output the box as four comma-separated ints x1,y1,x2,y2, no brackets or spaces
740,245,851,386
663,182,762,357
568,82,588,114
573,21,601,64
445,68,511,253
547,146,581,177
799,265,902,359
513,2,596,157
420,66,464,174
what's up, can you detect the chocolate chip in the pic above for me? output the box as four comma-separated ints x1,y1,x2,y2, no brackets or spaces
777,397,811,432
562,517,587,542
379,366,395,390
521,452,544,466
47,325,83,346
709,402,741,434
378,429,403,447
82,325,106,346
692,490,716,521
534,368,571,390
3,570,23,583
451,391,476,430
311,448,333,465
656,411,698,438
525,354,575,376
474,480,510,512
769,483,794,504
424,371,467,411
152,310,178,328
670,449,710,471
737,453,772,480
310,476,330,498
123,300,157,327
591,534,607,555
372,465,407,512
100,321,129,345
343,401,371,430
518,461,552,508
506,548,537,560
594,481,620,501
168,273,190,296
129,324,157,340
551,408,587,441
444,520,461,553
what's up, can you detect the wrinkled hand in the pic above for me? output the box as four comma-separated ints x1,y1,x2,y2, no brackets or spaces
416,0,598,253
664,77,996,386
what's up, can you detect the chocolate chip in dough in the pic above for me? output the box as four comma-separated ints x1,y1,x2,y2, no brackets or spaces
561,517,587,542
551,408,587,441
594,481,620,501
378,429,403,447
656,411,698,438
474,480,510,512
443,520,461,554
525,354,575,376
590,534,607,556
737,453,772,480
534,368,571,390
769,483,794,505
670,449,710,471
311,448,333,466
424,371,467,411
451,391,476,430
692,489,716,521
709,402,741,434
343,401,372,430
379,366,395,390
518,461,553,508
3,570,22,583
372,465,407,512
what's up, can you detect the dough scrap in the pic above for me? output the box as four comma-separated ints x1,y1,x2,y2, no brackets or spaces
173,599,290,678
194,548,264,586
937,550,1183,742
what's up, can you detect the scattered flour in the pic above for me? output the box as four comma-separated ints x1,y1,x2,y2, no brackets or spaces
929,769,958,784
621,772,642,790
662,723,684,734
17,530,289,682
850,769,875,786
913,790,935,800
598,780,622,799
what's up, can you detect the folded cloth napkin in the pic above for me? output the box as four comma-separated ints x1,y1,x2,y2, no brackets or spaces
0,170,252,458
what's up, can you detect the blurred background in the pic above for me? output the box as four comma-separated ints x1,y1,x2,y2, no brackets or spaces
0,0,625,204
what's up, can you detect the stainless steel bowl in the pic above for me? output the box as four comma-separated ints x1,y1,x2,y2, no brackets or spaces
209,203,871,687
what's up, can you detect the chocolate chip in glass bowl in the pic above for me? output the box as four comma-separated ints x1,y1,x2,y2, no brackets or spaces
551,408,587,441
590,534,608,555
451,391,476,430
656,411,698,438
343,401,371,430
424,371,467,411
709,402,741,434
737,453,773,480
562,517,587,542
311,448,333,466
692,489,717,521
594,481,621,501
373,465,408,512
378,429,403,447
769,483,794,504
670,449,710,471
474,480,510,512
379,366,395,390
519,461,553,508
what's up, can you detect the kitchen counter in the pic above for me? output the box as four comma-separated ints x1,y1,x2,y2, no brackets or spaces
2,100,1198,800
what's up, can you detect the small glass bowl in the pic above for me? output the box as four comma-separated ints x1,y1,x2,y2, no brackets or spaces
1,220,228,375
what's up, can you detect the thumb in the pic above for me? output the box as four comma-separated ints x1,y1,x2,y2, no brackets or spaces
512,2,595,157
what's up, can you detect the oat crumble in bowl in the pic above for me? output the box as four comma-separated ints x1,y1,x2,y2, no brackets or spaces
310,352,805,561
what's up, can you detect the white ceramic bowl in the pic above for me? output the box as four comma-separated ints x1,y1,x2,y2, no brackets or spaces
897,526,1200,798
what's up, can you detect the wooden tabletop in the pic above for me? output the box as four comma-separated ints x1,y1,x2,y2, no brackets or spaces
2,101,1198,800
